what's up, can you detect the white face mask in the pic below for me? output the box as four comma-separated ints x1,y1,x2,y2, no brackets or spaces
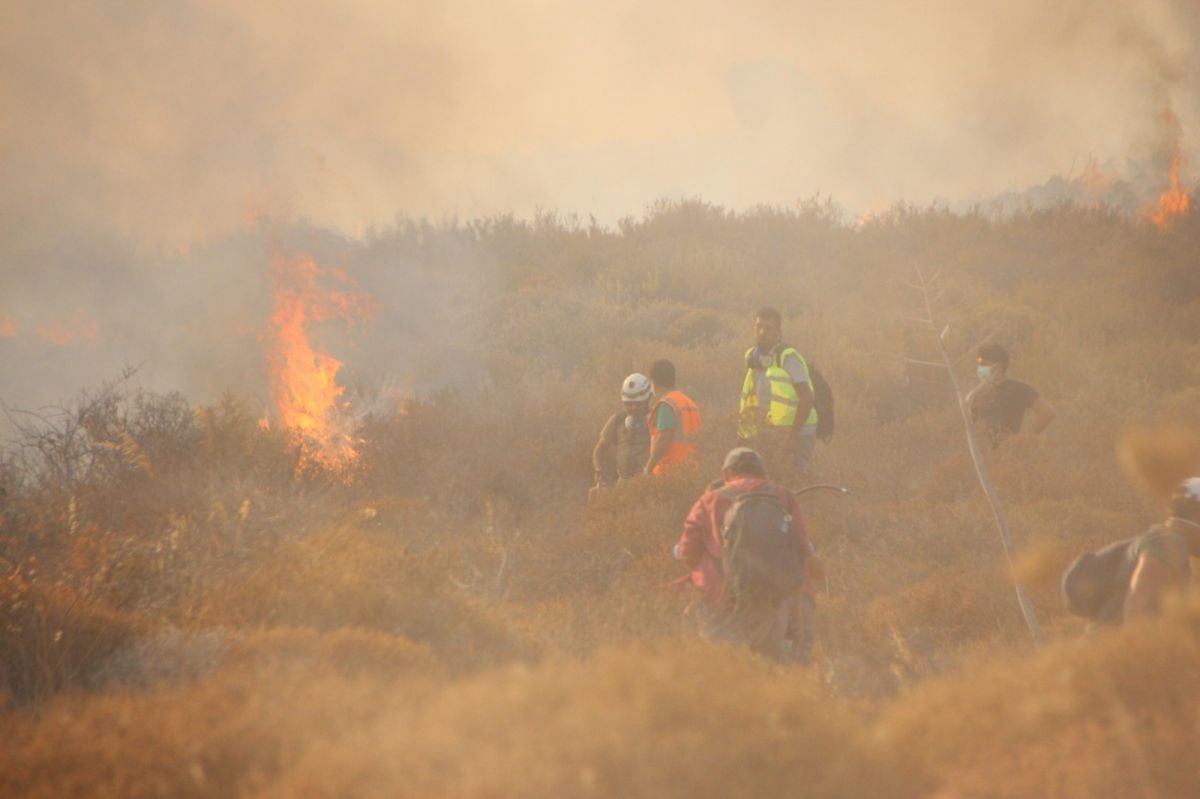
624,414,646,432
976,364,996,382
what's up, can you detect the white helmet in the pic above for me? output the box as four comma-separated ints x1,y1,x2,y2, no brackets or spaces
621,373,653,402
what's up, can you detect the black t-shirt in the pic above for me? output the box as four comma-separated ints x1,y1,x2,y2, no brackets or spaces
970,378,1039,438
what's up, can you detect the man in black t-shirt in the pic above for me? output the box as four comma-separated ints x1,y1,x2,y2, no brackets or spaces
967,343,1056,447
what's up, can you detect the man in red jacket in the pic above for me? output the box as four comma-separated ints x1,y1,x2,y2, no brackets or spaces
673,447,822,661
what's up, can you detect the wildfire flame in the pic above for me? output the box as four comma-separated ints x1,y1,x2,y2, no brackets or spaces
265,255,374,474
1147,151,1191,229
1142,109,1191,230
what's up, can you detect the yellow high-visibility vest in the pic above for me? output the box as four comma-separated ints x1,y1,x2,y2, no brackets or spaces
738,346,818,439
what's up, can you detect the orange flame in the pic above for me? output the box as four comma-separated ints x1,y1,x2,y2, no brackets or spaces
1147,151,1191,229
0,315,17,338
265,255,373,474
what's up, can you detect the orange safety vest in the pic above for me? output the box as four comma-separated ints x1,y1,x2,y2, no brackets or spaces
648,390,702,475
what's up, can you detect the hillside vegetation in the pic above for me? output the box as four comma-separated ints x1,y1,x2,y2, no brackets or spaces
2,200,1199,797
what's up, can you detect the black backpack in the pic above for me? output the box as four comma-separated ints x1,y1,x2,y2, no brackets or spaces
1061,537,1135,623
718,486,806,605
808,363,835,443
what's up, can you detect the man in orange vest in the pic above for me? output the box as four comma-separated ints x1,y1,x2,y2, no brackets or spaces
644,358,702,475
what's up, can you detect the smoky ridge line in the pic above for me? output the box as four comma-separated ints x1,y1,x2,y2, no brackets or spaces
0,0,1198,428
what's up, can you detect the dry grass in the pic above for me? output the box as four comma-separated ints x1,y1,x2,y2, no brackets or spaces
0,573,143,704
881,592,1200,798
2,201,1199,795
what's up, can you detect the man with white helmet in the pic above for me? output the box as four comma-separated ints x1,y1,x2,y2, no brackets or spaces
591,373,654,494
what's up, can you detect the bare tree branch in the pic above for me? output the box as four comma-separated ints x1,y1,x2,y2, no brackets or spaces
906,267,1043,647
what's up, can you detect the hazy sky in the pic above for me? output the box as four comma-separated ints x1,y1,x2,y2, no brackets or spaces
2,0,1197,245
1,0,1198,419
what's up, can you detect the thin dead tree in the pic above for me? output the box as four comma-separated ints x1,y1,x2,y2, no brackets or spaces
904,266,1044,647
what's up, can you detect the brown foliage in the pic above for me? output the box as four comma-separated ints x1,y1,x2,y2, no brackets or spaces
0,574,142,704
263,641,928,799
882,593,1200,798
1118,426,1200,501
3,203,1200,794
202,527,532,673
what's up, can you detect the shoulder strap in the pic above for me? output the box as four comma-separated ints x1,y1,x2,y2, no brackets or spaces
774,342,803,365
715,484,742,502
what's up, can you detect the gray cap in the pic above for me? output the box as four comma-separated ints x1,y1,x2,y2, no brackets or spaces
722,447,765,474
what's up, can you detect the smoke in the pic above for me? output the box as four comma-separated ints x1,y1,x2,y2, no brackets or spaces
0,0,1198,419
2,0,1197,236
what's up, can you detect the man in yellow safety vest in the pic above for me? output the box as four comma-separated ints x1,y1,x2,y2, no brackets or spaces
738,307,818,478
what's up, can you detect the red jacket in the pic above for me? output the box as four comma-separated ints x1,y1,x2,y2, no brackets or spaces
676,476,812,606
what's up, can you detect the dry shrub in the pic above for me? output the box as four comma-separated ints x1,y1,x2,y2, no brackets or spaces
5,203,1200,793
510,473,697,603
664,307,726,346
0,668,423,799
865,564,1026,672
223,626,441,680
262,640,930,799
0,573,142,704
881,592,1200,798
1117,425,1200,501
87,626,231,690
203,528,531,673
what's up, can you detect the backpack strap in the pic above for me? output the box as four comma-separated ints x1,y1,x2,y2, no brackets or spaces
714,485,742,503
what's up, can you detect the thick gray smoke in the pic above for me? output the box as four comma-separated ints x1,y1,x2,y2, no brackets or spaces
1,0,1198,420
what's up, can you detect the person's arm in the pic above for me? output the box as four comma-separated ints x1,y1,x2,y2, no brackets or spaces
1022,397,1056,435
675,496,709,567
645,428,675,474
593,416,617,483
644,402,675,474
592,436,612,483
791,382,814,440
1124,553,1183,620
780,353,815,438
